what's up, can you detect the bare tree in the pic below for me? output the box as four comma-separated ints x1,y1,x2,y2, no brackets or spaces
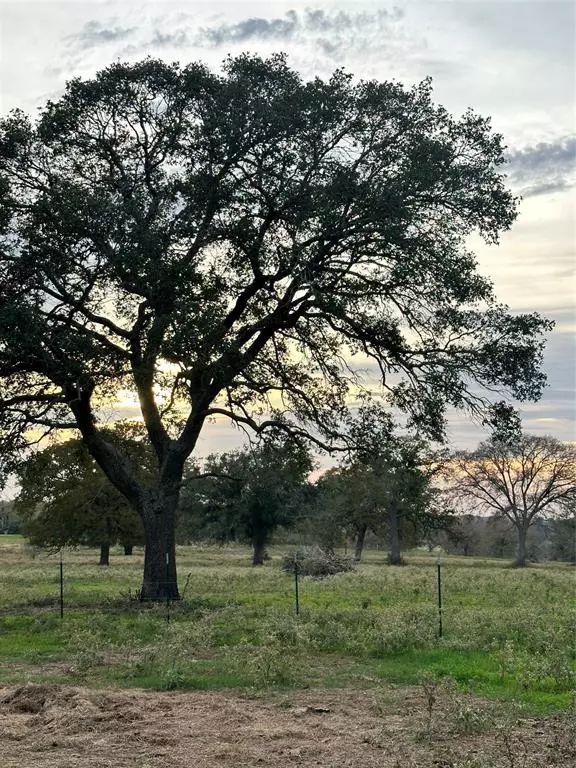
450,435,576,566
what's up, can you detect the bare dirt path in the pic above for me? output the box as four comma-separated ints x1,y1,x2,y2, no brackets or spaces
1,683,573,767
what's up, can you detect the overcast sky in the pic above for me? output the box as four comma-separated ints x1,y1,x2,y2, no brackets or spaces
0,0,574,457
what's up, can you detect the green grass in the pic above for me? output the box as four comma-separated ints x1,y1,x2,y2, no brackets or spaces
0,540,574,713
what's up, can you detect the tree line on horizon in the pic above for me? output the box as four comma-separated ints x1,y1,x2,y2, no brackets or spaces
9,416,576,569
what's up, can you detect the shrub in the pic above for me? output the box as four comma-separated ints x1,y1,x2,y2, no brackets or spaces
225,640,297,686
282,546,355,578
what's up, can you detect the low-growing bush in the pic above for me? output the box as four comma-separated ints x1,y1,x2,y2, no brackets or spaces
225,639,299,686
282,546,355,578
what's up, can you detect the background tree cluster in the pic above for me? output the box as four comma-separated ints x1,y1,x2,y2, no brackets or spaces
307,405,450,564
434,513,575,563
0,499,20,534
11,423,576,568
15,424,151,565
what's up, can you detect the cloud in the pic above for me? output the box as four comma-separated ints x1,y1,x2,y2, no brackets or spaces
506,135,576,197
50,6,432,85
66,20,137,50
199,11,300,45
150,30,189,48
194,7,406,57
63,8,406,59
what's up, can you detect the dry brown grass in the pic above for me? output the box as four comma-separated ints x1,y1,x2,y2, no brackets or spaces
1,683,574,767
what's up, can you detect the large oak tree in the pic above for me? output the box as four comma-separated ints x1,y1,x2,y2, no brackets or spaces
0,55,551,598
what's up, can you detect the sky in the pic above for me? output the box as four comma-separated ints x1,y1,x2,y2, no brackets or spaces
0,0,574,459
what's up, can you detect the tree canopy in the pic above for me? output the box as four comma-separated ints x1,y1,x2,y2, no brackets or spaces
342,405,449,563
180,436,313,564
0,54,552,597
15,427,149,562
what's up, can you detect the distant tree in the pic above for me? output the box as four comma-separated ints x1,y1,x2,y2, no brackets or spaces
437,513,550,560
310,465,391,559
15,426,150,564
0,499,21,534
319,405,450,563
548,519,576,563
548,497,576,563
351,406,451,564
304,469,350,553
440,514,480,556
0,55,552,598
483,516,517,559
435,514,506,558
181,436,314,565
450,435,576,566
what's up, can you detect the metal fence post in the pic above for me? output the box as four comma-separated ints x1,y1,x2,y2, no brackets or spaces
437,557,443,639
59,551,64,620
294,558,300,616
166,551,170,624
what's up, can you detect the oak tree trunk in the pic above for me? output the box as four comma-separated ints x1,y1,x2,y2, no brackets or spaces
388,505,402,565
99,542,110,566
515,524,529,567
354,524,368,562
252,533,267,566
77,409,190,600
140,493,179,600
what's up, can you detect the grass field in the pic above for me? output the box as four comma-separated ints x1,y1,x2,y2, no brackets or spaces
0,537,573,712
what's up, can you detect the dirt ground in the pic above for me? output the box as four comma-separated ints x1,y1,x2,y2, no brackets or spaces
0,683,574,767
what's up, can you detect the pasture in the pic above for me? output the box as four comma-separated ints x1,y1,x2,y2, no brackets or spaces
0,536,574,766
